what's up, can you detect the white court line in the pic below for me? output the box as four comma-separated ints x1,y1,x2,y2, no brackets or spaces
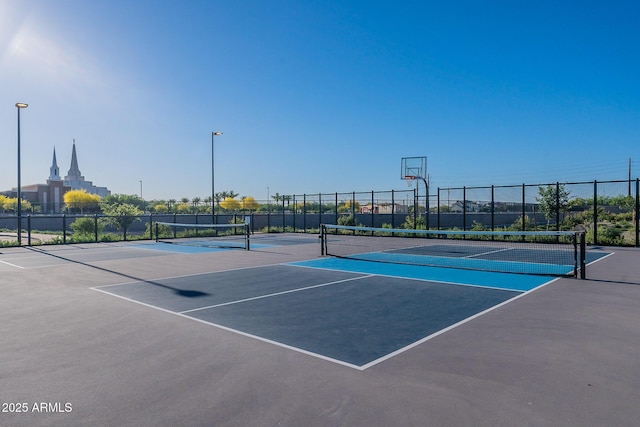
0,259,25,269
179,274,374,314
287,262,534,293
92,286,364,370
465,247,512,258
359,277,561,370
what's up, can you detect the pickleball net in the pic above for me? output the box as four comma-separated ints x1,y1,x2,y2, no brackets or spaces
320,224,586,278
154,222,250,250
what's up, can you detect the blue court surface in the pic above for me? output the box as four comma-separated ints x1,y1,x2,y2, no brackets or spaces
94,257,556,369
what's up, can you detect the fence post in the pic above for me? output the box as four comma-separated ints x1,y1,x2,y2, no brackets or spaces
463,186,467,231
63,214,67,244
413,189,418,230
267,200,270,233
636,178,640,248
436,188,440,230
391,190,395,228
491,185,495,232
352,192,356,218
556,182,560,232
27,215,31,246
521,183,526,233
303,194,307,233
292,195,296,232
94,214,98,242
173,213,177,238
371,191,375,227
318,193,322,231
593,180,598,245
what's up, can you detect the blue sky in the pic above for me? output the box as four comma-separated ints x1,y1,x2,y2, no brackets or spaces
1,0,639,201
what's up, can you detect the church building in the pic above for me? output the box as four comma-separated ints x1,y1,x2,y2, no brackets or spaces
1,141,110,214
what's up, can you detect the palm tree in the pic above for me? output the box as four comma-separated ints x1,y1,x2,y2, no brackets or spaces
192,197,201,211
203,196,212,213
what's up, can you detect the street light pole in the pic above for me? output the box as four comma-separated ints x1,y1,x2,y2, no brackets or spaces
139,180,144,212
211,131,223,223
15,102,28,245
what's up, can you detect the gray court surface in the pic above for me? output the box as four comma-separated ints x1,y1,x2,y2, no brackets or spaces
1,234,639,426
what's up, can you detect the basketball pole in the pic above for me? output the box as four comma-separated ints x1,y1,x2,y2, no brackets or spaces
404,175,429,230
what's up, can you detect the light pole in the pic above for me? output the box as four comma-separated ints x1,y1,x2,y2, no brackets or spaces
15,102,28,245
211,131,223,223
139,180,144,212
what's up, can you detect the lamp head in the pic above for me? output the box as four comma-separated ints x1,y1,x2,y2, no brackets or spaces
16,103,28,108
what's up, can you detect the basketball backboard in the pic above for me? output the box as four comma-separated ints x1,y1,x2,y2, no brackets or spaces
401,156,427,181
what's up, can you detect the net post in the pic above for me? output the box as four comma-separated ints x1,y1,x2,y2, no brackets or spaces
320,224,326,256
580,232,586,279
245,223,250,250
155,222,159,242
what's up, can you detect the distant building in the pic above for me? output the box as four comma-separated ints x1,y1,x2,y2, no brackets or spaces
360,203,408,214
1,141,110,213
449,200,482,213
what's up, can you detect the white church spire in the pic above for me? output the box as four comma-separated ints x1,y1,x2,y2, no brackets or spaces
49,146,61,181
65,139,84,180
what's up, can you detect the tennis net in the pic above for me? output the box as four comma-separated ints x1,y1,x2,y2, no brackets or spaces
154,222,250,250
320,224,586,278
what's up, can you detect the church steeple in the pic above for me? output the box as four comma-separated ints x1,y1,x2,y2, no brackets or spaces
49,147,60,181
66,139,83,179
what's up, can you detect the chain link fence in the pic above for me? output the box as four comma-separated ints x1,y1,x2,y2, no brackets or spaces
1,180,638,247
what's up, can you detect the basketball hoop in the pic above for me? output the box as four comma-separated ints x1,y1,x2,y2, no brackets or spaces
404,175,416,187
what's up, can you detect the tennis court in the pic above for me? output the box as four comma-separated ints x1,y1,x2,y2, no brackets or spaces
1,231,639,426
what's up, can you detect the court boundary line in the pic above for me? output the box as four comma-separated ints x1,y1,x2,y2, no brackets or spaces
0,259,25,269
360,276,562,369
287,261,542,293
92,285,363,369
179,274,375,314
91,273,374,370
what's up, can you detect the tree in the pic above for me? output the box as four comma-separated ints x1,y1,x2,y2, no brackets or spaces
242,196,260,211
103,194,145,210
220,197,241,211
203,196,212,213
1,196,33,213
192,197,201,210
338,200,361,213
176,203,191,213
70,216,105,238
536,184,571,230
153,204,169,213
101,203,143,234
64,189,101,213
0,195,9,213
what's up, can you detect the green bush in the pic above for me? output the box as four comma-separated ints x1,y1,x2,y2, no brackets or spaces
70,217,103,236
337,215,357,226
